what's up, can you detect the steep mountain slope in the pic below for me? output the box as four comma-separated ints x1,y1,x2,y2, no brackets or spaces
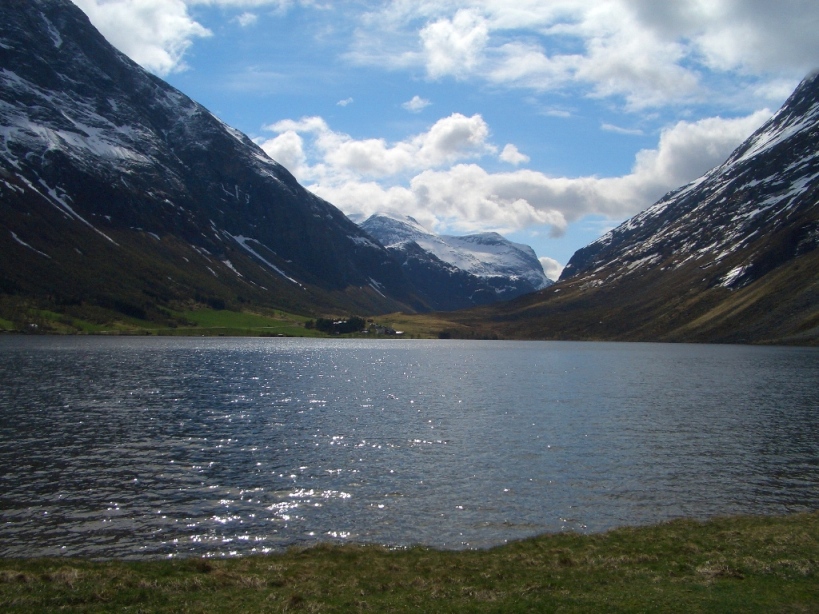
448,74,819,344
360,213,551,311
0,0,425,327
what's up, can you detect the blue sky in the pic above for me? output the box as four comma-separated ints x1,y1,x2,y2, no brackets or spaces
73,1,819,279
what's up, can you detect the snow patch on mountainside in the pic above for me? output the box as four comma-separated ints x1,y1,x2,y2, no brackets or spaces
732,100,819,165
358,213,552,309
232,235,302,287
10,231,51,259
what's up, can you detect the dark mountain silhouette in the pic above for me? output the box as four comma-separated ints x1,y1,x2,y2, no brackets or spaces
0,0,427,327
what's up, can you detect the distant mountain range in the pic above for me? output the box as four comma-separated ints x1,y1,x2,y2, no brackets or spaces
359,214,551,311
450,73,819,345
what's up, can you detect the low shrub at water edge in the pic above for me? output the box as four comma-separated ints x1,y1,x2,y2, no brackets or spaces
0,512,816,612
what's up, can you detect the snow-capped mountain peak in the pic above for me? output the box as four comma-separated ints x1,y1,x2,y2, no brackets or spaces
360,213,551,311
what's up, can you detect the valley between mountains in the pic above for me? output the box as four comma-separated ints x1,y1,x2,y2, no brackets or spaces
1,0,817,345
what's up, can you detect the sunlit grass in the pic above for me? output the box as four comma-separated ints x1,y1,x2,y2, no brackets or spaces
0,298,470,339
178,309,305,329
156,308,322,337
1,513,816,612
0,305,328,337
32,310,110,333
373,311,486,339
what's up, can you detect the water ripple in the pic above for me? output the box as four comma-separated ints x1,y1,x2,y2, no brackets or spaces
1,337,817,559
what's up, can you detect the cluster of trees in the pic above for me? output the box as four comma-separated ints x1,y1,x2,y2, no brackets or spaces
305,316,366,334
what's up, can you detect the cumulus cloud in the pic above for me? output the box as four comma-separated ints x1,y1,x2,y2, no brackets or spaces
349,0,818,109
73,0,307,74
71,0,798,254
336,97,354,107
190,0,302,8
261,113,496,179
260,109,771,238
539,256,564,281
402,95,432,112
259,130,306,177
627,110,773,196
499,144,529,165
420,9,489,79
76,1,817,106
626,0,819,74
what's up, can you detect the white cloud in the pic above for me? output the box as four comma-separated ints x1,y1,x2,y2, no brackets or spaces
542,108,573,119
72,0,211,75
601,123,644,136
348,0,818,110
539,256,564,280
626,0,819,75
336,97,354,107
76,1,817,106
189,0,303,8
73,0,312,75
259,130,306,177
627,110,773,195
261,113,496,180
234,12,258,27
260,109,771,238
420,9,489,79
70,0,800,256
402,95,432,112
499,144,529,165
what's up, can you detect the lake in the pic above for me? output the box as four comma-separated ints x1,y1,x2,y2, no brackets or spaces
0,337,817,560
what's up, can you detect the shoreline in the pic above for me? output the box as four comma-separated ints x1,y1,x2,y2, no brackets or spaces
2,512,816,612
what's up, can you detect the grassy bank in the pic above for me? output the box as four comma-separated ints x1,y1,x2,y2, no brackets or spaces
1,512,816,612
0,304,328,337
0,302,458,338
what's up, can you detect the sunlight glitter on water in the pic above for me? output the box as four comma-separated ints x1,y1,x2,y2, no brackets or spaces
0,337,817,559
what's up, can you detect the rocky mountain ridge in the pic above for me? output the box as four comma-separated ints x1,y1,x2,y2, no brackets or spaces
562,72,819,291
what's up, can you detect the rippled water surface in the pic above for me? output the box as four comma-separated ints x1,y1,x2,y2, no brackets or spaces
1,337,817,559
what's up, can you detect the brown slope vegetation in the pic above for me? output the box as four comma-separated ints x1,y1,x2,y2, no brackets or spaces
438,246,819,345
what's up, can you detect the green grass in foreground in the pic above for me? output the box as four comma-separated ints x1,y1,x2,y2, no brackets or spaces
1,513,817,613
